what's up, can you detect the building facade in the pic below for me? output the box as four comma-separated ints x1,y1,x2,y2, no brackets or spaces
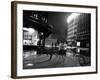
67,13,91,48
23,11,49,47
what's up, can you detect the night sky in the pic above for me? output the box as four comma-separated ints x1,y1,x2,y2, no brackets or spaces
47,12,70,41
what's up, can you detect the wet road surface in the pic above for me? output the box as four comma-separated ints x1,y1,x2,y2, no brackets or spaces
23,51,86,69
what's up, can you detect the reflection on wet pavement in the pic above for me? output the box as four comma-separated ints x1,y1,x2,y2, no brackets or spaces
23,50,90,69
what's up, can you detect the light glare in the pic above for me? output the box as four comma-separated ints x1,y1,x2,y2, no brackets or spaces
67,13,80,23
23,27,35,33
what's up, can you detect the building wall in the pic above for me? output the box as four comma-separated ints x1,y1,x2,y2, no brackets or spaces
67,14,79,41
77,14,91,48
67,13,91,48
23,11,48,46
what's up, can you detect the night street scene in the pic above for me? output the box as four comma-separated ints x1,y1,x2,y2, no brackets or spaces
23,10,91,69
